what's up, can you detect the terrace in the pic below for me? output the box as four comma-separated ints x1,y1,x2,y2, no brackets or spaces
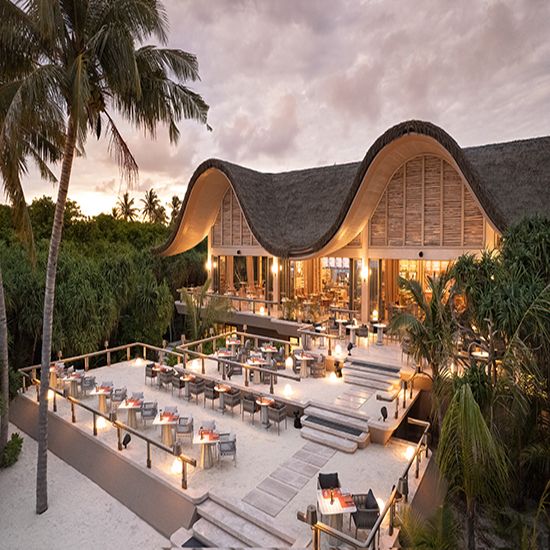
13,329,431,549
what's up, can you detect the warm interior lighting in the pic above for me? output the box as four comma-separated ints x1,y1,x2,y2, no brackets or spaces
47,389,55,400
283,383,293,398
171,457,182,474
360,265,369,280
96,417,108,430
285,356,293,369
334,344,342,356
271,258,278,275
372,309,379,322
205,258,212,271
259,306,265,316
404,445,415,461
328,372,338,383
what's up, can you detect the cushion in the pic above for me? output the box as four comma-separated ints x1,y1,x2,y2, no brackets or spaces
365,489,379,511
318,473,340,490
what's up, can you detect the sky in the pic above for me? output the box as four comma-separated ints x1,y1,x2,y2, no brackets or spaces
17,0,550,216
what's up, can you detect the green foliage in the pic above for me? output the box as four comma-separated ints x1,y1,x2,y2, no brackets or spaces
0,432,23,468
399,505,459,550
0,197,206,367
8,368,21,401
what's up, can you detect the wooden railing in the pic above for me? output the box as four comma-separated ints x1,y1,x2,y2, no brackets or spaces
297,417,430,550
19,358,196,490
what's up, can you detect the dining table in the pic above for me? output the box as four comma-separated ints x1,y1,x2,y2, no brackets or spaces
90,386,112,414
294,352,314,379
256,396,274,429
153,411,179,447
118,398,142,429
335,318,347,338
180,374,195,400
193,430,220,469
247,357,268,384
373,323,387,346
316,488,357,543
214,383,230,412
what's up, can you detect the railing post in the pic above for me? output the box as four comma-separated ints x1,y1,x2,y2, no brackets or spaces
389,500,395,536
415,450,420,479
328,338,332,356
117,426,123,451
254,337,258,349
244,368,249,387
93,413,97,436
127,347,131,361
22,374,26,393
395,393,399,419
410,376,414,398
222,362,226,381
147,442,151,468
312,525,321,550
402,380,407,409
84,356,89,371
270,374,274,395
181,461,187,489
71,402,76,423
143,345,147,360
52,392,57,413
201,357,205,374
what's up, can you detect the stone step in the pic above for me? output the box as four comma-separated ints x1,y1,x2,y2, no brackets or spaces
301,426,357,453
341,365,400,385
304,405,370,432
345,358,401,374
302,416,370,448
198,498,292,548
192,517,245,548
343,375,396,392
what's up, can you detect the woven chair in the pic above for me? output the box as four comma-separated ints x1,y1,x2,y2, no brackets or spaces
317,472,340,490
217,433,237,466
171,373,185,396
81,376,96,396
204,382,219,409
159,370,173,390
267,402,287,435
241,394,260,424
349,490,380,539
111,387,127,410
188,379,205,404
175,416,194,443
222,389,241,416
141,401,158,426
145,363,157,385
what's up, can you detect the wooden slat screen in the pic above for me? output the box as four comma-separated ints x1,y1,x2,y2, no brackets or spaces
369,155,485,249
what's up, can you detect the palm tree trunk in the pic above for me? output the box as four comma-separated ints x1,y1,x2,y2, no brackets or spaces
467,500,476,550
0,268,10,456
35,116,77,514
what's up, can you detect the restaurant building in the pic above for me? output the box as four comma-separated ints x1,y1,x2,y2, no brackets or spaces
158,120,550,329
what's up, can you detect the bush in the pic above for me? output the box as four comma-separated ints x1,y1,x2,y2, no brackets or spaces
9,369,21,401
1,432,23,468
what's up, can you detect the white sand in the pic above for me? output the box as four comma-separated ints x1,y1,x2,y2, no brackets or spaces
0,424,170,550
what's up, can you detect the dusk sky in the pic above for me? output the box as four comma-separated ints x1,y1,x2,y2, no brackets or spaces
19,0,550,215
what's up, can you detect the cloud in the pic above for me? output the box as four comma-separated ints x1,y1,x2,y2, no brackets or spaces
17,0,550,215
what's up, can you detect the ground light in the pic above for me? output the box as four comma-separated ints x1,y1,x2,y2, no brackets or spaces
404,445,415,461
96,417,108,430
283,384,293,398
171,458,182,475
47,389,55,400
334,344,342,356
328,372,338,383
134,357,144,367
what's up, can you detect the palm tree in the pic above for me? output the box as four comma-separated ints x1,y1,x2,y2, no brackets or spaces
437,384,508,550
152,204,167,225
169,195,182,224
180,280,230,341
141,189,161,223
0,0,209,513
116,192,138,221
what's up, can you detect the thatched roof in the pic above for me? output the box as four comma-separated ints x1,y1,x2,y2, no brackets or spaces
158,120,550,258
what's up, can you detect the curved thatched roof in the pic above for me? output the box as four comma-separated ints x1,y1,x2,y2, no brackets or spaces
158,120,550,258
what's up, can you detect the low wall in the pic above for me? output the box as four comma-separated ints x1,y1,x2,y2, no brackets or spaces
410,456,447,518
10,396,197,538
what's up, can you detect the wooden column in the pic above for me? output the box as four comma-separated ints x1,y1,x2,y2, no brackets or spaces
272,257,280,305
226,256,234,292
246,256,255,290
361,225,370,324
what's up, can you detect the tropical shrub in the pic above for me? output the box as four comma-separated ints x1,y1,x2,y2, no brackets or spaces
0,432,23,468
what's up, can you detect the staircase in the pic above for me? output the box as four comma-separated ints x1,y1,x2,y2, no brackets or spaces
191,494,297,548
342,358,401,393
300,404,370,453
